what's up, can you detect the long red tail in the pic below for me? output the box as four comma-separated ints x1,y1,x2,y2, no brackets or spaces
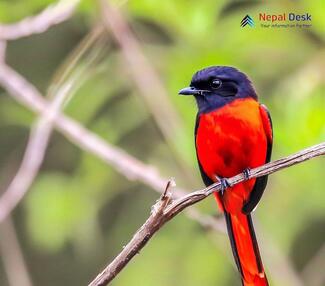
224,211,268,286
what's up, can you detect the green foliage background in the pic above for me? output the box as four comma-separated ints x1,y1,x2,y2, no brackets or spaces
0,1,324,285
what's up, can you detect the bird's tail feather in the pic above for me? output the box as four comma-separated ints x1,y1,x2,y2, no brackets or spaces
224,211,268,286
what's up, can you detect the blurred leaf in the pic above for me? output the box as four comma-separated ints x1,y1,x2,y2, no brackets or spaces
218,0,261,18
131,17,174,45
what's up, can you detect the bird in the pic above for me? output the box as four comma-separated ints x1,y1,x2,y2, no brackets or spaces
179,66,273,286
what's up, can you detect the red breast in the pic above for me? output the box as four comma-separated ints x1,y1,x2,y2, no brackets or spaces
196,98,268,212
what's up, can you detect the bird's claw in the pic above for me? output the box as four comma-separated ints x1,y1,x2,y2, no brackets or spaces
243,168,251,180
215,175,230,195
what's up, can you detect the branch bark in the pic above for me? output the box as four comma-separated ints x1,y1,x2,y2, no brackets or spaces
88,142,325,286
99,0,185,147
0,67,75,223
99,0,197,183
0,216,33,286
0,62,189,213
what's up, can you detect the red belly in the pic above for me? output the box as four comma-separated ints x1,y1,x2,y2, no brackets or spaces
196,98,267,213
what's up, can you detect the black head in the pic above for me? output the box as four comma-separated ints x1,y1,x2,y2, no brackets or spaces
179,66,257,113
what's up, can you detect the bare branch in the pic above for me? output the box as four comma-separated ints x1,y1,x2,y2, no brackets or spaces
0,66,74,223
0,216,33,286
0,0,79,40
0,26,103,222
0,62,189,196
89,180,175,286
99,0,184,141
98,0,196,181
89,143,325,286
0,40,6,62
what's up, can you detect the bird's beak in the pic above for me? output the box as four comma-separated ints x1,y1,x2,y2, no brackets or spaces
178,87,202,96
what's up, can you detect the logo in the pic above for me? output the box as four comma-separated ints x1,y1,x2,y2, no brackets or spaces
258,13,312,28
240,13,312,29
259,13,311,22
241,15,255,27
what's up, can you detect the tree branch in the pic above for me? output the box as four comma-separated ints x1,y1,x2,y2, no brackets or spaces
0,66,75,223
99,0,184,146
89,142,325,286
0,40,6,62
0,0,79,40
0,62,189,210
0,26,104,223
0,216,33,286
98,0,197,183
0,0,81,222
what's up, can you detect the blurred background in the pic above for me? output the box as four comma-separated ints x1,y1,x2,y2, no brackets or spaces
0,0,324,285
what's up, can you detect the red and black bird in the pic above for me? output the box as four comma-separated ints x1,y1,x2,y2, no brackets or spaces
179,66,273,286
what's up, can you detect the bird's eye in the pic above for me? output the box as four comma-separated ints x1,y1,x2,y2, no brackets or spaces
210,79,222,89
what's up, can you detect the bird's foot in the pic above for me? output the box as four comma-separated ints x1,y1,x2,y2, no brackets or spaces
215,175,230,195
243,168,251,180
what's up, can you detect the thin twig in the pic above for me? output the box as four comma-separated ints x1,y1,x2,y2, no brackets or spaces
0,73,73,223
0,62,189,203
0,4,79,285
0,25,106,222
99,0,184,143
89,143,325,286
0,40,6,62
0,0,80,40
89,180,175,286
99,0,196,182
0,216,33,286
